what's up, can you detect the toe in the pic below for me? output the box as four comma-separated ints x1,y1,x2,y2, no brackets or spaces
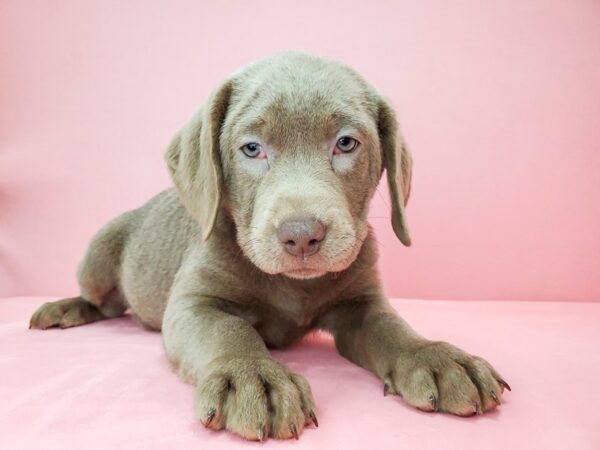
30,303,63,329
484,360,511,392
461,358,504,412
59,307,85,329
224,375,270,440
266,377,305,439
289,373,317,427
195,374,228,430
436,363,481,416
394,367,439,412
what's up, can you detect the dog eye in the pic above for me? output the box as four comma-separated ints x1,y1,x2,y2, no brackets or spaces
240,142,262,158
335,136,359,153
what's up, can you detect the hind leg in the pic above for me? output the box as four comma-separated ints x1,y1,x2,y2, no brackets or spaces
30,296,110,329
29,210,135,330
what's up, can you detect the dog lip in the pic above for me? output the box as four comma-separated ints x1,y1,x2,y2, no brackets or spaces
281,268,327,279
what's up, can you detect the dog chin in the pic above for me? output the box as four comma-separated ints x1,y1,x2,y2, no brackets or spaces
281,268,328,279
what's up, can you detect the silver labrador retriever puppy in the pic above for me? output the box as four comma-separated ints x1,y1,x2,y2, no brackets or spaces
30,52,510,441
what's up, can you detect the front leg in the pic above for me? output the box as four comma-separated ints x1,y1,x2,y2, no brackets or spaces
320,296,510,416
163,294,317,441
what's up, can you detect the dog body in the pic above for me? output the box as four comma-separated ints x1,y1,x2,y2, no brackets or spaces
73,187,379,347
30,52,509,441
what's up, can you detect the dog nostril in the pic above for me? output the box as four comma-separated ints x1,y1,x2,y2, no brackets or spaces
277,216,327,258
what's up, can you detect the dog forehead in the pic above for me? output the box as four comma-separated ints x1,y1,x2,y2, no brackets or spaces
226,71,376,148
234,51,369,94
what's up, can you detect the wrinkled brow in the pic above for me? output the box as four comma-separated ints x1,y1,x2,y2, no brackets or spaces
236,109,372,140
237,114,267,136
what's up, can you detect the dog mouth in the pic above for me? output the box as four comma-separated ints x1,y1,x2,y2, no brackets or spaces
240,220,364,279
277,249,358,279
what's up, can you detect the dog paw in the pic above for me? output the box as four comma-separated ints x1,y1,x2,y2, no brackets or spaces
29,297,105,329
382,341,510,415
195,355,317,441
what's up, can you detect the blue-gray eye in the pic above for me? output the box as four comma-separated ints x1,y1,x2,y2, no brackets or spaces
336,136,359,153
241,142,262,158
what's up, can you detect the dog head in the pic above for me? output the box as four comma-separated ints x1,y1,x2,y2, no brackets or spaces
166,52,412,279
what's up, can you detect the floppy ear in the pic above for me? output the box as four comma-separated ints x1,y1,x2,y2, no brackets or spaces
165,81,233,240
377,98,413,247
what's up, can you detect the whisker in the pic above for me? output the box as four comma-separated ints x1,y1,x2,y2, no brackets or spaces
375,187,390,209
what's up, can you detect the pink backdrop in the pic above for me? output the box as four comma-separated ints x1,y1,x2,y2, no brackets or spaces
1,0,599,301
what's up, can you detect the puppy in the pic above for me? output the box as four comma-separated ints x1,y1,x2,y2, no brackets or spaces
30,52,510,441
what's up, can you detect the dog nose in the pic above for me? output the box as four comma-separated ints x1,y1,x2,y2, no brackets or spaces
277,217,326,258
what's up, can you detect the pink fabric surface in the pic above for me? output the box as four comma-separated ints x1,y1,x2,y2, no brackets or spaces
2,0,600,301
1,297,599,449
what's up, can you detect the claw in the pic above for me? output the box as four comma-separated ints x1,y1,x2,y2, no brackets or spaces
258,425,266,442
472,402,480,415
205,408,216,427
490,390,500,405
499,379,512,392
309,410,319,428
383,382,390,397
428,394,438,412
290,423,299,440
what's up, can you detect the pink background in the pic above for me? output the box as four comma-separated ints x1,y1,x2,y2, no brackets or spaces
1,0,599,301
3,297,600,449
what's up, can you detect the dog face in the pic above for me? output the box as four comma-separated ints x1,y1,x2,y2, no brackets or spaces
166,53,412,279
